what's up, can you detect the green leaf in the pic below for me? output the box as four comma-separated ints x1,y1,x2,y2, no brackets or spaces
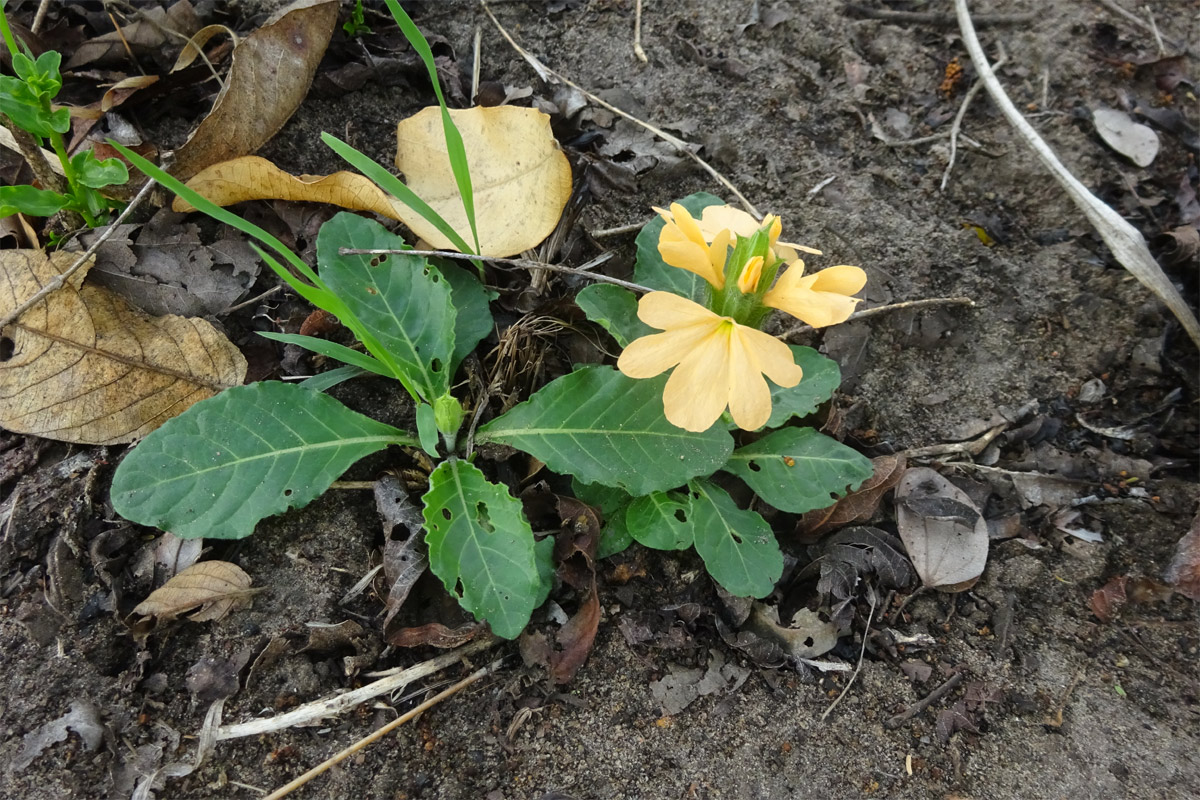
0,185,69,217
576,283,652,348
764,345,842,429
688,480,782,598
438,260,495,371
1,75,68,137
626,491,694,550
321,132,476,257
633,191,724,302
597,505,634,559
722,427,873,514
316,212,455,402
571,478,630,517
299,365,370,392
477,366,733,495
421,460,544,639
70,150,129,189
258,332,393,378
383,0,479,253
416,402,439,457
111,382,417,540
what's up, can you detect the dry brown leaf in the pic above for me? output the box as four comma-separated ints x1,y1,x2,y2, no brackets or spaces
394,106,572,257
174,156,404,221
170,0,339,181
895,467,989,592
133,560,255,622
1165,510,1200,601
0,250,246,444
795,453,906,541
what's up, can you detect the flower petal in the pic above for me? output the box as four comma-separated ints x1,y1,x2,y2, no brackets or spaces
661,325,732,431
808,265,867,296
699,205,760,239
636,291,721,329
658,239,724,287
725,330,773,430
670,202,706,246
709,228,732,274
618,326,710,378
737,255,765,294
737,326,804,388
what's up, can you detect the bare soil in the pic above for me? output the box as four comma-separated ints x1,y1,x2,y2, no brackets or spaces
2,1,1198,799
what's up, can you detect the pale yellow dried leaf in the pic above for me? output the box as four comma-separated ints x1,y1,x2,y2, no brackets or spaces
394,106,572,257
170,0,339,181
133,561,255,622
174,155,405,221
0,250,247,445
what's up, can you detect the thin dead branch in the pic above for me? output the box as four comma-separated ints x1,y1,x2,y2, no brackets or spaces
885,671,965,729
780,296,975,341
942,46,1008,191
956,0,1200,348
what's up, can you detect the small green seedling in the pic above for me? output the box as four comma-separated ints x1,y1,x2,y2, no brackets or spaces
108,9,874,640
343,0,372,37
0,2,129,226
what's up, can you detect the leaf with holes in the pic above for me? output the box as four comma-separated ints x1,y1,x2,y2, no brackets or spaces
316,212,455,402
723,427,873,513
576,283,652,348
626,491,694,551
111,382,416,539
634,191,724,302
421,460,546,639
476,366,733,495
763,346,842,428
688,480,782,598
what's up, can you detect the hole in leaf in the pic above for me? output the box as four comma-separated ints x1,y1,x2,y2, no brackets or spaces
803,636,814,648
283,489,293,497
370,256,380,267
0,337,13,361
747,460,762,472
430,358,442,373
453,579,464,598
475,502,495,533
673,509,688,523
441,508,452,520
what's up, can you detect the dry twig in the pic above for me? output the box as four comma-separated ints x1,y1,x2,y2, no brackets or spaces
780,296,975,341
885,671,965,729
632,0,647,62
339,247,650,293
956,0,1200,348
262,660,502,800
942,45,1008,191
0,177,157,331
820,594,876,721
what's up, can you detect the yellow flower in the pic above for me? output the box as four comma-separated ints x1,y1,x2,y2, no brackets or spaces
763,261,867,327
694,205,822,266
654,203,731,289
617,292,804,432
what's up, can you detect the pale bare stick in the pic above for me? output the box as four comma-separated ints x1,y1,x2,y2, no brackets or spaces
479,0,759,217
780,296,975,340
591,220,651,238
1093,0,1193,57
941,47,1008,192
956,0,1199,348
0,176,157,331
820,594,876,721
262,660,502,800
633,0,648,62
339,247,651,293
215,635,498,740
903,422,1008,459
885,671,965,729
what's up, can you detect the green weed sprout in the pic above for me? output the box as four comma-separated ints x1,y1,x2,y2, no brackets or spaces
108,12,874,640
0,2,129,226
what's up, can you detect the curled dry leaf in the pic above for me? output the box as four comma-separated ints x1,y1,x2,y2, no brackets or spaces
895,467,989,592
176,156,404,221
179,105,572,258
133,561,256,622
0,250,247,444
170,0,339,181
1165,510,1200,601
394,106,572,256
795,453,906,541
